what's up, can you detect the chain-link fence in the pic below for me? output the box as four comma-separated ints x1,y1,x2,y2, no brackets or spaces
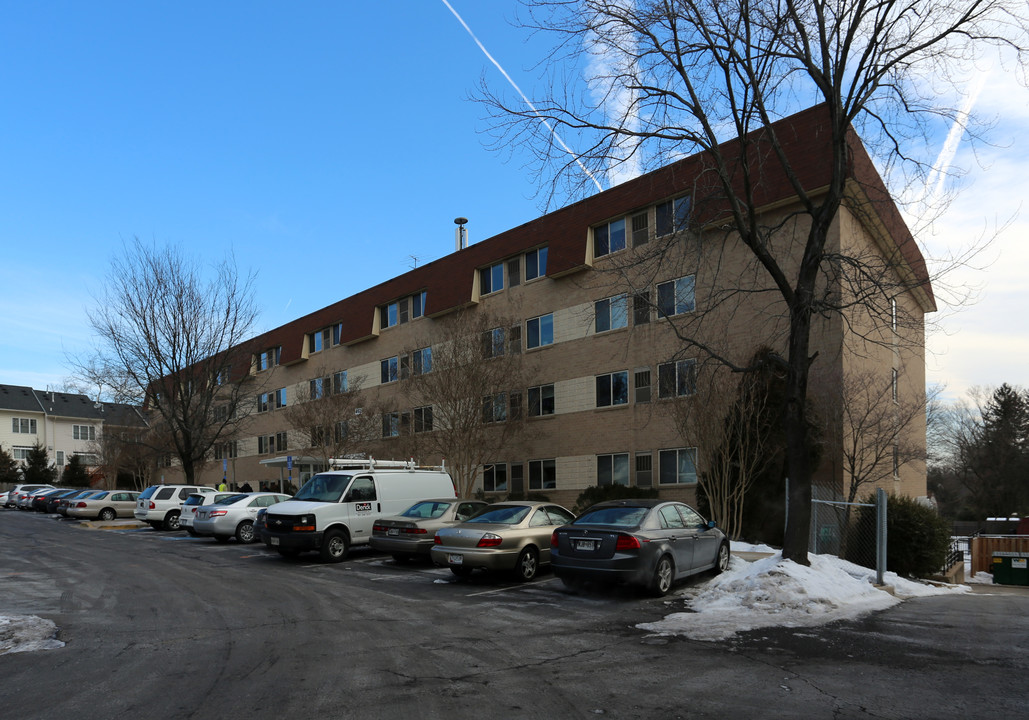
809,487,887,581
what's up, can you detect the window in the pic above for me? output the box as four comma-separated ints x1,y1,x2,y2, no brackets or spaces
257,346,281,371
332,323,342,345
594,217,626,257
892,368,899,403
658,359,697,398
380,356,399,384
598,453,630,486
595,294,628,333
893,444,900,477
382,412,400,438
657,275,696,317
72,425,96,441
528,459,556,490
412,291,426,319
215,367,230,386
659,448,697,485
414,406,433,433
527,384,555,417
656,196,691,236
334,421,348,443
333,370,348,394
258,435,279,454
890,297,897,331
309,377,327,400
257,388,286,412
631,211,649,246
309,328,330,353
634,369,652,404
635,452,653,487
481,262,504,294
526,313,554,349
12,418,37,434
525,247,548,280
13,446,31,461
482,393,507,423
213,441,238,460
508,257,521,287
510,463,525,494
276,388,286,408
412,347,432,376
276,431,288,452
483,463,507,492
596,371,629,407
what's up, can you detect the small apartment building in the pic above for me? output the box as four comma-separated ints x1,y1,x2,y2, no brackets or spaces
156,106,935,510
0,385,104,474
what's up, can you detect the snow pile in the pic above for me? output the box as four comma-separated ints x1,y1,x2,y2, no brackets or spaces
0,615,65,655
638,552,969,642
967,572,995,584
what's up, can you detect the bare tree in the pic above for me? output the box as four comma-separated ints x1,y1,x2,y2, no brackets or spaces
399,309,535,497
85,239,259,484
481,0,1026,563
281,369,380,470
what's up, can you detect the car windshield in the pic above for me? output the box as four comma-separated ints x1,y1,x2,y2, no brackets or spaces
215,493,250,506
574,506,648,528
467,505,531,525
293,474,353,503
401,501,451,519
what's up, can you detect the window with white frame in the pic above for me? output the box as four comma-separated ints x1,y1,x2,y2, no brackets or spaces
257,346,281,372
412,347,432,376
594,217,626,257
527,384,555,417
634,369,652,404
635,452,653,487
528,459,556,490
12,418,37,434
13,446,31,461
412,290,427,319
656,196,691,236
309,377,328,400
480,262,504,295
72,425,96,441
892,368,899,402
309,328,331,353
597,453,630,486
658,359,697,398
525,247,548,280
596,371,629,407
482,393,508,423
595,294,628,333
630,210,649,246
332,323,342,345
632,291,651,325
659,447,697,485
526,313,554,349
657,275,696,317
213,441,238,460
257,388,286,412
483,463,508,492
382,412,400,438
414,406,433,433
890,297,897,331
482,328,506,358
380,356,399,384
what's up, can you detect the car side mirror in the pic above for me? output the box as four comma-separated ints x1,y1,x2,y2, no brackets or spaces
707,520,717,529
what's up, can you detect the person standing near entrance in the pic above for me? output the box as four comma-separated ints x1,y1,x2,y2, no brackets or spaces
218,481,227,491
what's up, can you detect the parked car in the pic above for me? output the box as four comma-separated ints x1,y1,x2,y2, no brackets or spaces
549,499,730,596
193,492,292,543
65,490,141,521
52,489,97,515
18,487,63,510
135,484,216,530
4,484,54,508
180,492,236,535
32,488,75,512
261,460,456,562
431,501,576,581
370,498,488,562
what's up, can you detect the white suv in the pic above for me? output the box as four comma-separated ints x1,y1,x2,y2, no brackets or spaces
135,484,215,530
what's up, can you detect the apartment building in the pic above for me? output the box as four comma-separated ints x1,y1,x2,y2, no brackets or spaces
159,105,935,510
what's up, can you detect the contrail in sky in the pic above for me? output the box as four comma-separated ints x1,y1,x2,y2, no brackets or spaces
440,0,605,193
925,73,987,205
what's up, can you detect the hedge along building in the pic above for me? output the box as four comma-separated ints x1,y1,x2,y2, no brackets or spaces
150,105,935,516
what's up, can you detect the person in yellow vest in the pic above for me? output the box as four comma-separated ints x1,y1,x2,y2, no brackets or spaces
218,481,227,492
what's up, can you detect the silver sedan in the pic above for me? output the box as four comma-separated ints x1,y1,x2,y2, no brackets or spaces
370,498,488,562
193,493,292,543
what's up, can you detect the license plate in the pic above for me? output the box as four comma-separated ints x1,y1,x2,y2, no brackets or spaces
574,539,597,551
388,528,400,536
448,554,464,565
270,537,279,546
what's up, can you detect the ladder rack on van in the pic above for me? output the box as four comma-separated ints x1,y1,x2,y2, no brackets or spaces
327,457,448,473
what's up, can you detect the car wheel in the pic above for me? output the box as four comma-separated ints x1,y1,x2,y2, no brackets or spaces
235,521,256,544
450,565,473,577
649,555,675,597
319,528,349,563
214,535,231,543
98,508,116,521
163,512,181,531
514,546,539,582
713,542,730,575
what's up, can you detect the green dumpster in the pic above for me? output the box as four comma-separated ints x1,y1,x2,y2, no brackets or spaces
991,553,1029,586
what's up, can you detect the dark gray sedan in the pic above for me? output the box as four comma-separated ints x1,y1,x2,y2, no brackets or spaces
550,499,729,596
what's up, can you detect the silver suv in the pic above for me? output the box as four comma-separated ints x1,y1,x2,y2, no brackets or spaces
135,484,215,530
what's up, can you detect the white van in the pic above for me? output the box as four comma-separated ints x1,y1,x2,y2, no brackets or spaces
260,459,455,562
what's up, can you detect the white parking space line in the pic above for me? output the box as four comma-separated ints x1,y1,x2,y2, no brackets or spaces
464,577,560,597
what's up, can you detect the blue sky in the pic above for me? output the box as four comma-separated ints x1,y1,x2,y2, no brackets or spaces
1,1,1026,402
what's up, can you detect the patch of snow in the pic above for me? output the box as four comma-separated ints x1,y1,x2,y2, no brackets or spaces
967,572,995,584
637,552,969,642
730,540,778,553
0,615,64,655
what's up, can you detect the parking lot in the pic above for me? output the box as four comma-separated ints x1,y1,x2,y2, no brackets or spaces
2,509,1028,719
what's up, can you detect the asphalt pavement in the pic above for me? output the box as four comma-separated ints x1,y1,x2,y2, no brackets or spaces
1,510,1027,719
